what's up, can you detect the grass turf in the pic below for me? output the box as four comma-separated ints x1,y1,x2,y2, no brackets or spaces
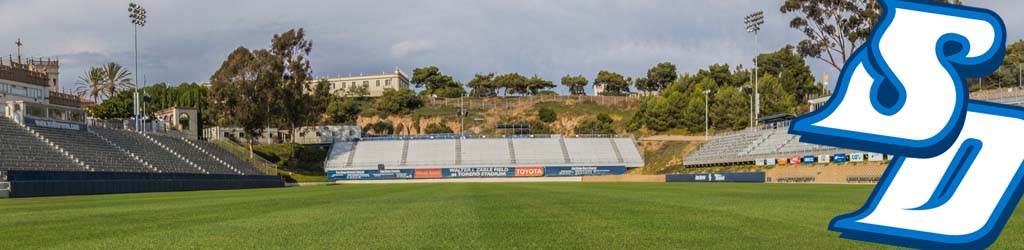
2,183,1024,249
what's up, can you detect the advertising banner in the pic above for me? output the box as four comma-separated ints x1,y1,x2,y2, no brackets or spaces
326,169,415,181
666,172,765,183
833,154,848,163
802,155,816,164
543,166,625,177
818,155,831,164
24,117,85,131
849,153,864,162
415,168,443,179
790,156,802,165
764,159,776,166
868,153,884,161
443,167,515,178
777,158,789,166
514,166,544,177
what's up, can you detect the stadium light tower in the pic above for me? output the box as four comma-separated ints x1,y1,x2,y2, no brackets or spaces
703,89,711,140
129,2,146,133
744,10,764,123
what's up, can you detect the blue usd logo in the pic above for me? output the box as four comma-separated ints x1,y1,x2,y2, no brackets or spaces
789,0,1019,249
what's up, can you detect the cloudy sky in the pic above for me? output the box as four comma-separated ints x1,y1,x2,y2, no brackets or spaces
1,0,1020,94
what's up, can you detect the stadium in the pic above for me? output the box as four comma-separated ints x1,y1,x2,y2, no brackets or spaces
2,1,1024,249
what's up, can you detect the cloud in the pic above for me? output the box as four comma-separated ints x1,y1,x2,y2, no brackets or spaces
0,0,1017,93
391,39,435,58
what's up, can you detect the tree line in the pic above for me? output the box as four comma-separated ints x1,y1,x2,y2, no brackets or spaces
628,46,821,133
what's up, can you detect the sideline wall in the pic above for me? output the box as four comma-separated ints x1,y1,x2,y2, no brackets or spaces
582,175,665,182
764,164,886,183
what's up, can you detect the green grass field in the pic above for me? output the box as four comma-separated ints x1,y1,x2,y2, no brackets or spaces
3,183,1024,249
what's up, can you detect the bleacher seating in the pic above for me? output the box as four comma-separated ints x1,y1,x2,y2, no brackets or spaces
31,126,154,173
326,135,644,169
349,140,404,167
684,126,845,167
612,138,645,167
404,139,457,167
0,116,268,176
0,118,84,172
459,138,512,166
683,88,1024,167
189,140,264,175
149,134,240,175
91,127,202,174
564,138,619,164
512,138,566,165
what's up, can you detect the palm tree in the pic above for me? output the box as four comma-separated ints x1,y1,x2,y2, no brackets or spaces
100,62,133,98
75,67,105,102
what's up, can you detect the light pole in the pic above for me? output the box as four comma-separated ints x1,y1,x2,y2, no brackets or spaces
1018,63,1021,89
129,3,146,132
704,89,711,140
744,11,764,124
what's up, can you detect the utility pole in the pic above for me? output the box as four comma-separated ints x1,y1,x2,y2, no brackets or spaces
129,3,147,132
460,96,465,138
704,90,711,140
744,11,764,125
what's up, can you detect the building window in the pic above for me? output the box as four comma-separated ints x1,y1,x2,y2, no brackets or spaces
376,80,380,87
385,80,391,86
341,82,346,88
363,81,369,87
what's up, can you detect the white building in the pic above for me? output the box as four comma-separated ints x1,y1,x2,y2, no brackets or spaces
0,61,51,114
309,68,411,97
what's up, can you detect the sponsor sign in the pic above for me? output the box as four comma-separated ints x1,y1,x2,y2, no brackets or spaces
818,155,831,164
666,172,765,183
789,156,801,165
326,169,415,181
849,153,864,162
543,166,625,177
24,117,85,131
777,158,788,166
867,153,884,162
514,166,544,177
443,167,515,178
414,168,442,179
833,154,848,163
802,155,816,164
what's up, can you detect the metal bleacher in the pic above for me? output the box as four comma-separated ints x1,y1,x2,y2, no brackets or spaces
0,116,267,176
189,140,264,175
31,126,155,173
91,127,202,174
325,135,645,169
684,126,845,167
149,134,241,175
0,118,85,172
512,138,565,165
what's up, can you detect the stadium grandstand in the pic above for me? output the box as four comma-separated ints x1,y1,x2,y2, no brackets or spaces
684,87,1024,168
0,100,282,198
324,134,645,180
